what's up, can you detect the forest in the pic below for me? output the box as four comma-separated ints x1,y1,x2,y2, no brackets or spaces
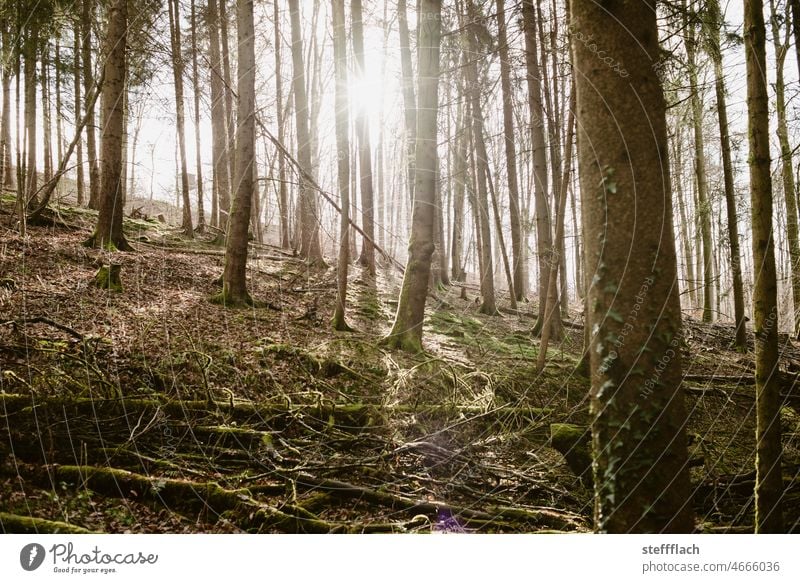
0,0,799,535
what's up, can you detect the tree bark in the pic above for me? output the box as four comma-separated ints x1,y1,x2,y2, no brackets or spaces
769,0,800,337
384,0,442,352
167,0,194,236
398,0,417,202
87,0,131,251
218,0,256,306
23,19,38,208
706,2,747,349
82,0,100,210
571,0,692,533
0,19,13,191
744,0,784,534
331,0,352,331
522,0,553,336
288,0,324,263
207,0,231,228
684,7,714,323
274,0,290,248
191,0,206,231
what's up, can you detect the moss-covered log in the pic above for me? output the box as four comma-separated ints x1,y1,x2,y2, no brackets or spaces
0,512,94,534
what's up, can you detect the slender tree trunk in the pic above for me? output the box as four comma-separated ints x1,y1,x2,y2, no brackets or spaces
24,20,38,208
744,0,784,534
496,0,524,301
0,20,14,191
218,0,256,305
571,0,692,533
42,41,53,186
384,0,442,352
770,0,800,336
219,0,236,187
168,0,194,236
684,9,714,323
332,0,352,330
398,0,417,202
451,93,466,281
538,87,575,370
522,0,553,336
72,17,84,205
208,0,231,228
191,0,205,231
83,0,100,210
55,39,64,198
464,3,498,316
274,0,290,248
351,0,376,274
707,8,747,349
288,0,324,263
88,0,130,251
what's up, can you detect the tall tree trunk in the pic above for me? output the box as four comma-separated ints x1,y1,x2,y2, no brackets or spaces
538,87,575,370
522,0,553,336
571,0,692,533
684,8,714,323
332,0,352,331
0,20,14,191
82,0,100,210
24,20,38,207
288,0,324,263
744,0,784,534
219,0,236,188
770,0,800,336
55,38,64,198
464,3,498,316
451,91,466,281
384,0,442,352
191,0,205,231
497,0,525,301
88,0,131,251
207,0,231,228
72,18,84,206
218,0,256,306
351,0,376,275
398,0,416,202
274,0,290,248
42,41,53,186
168,0,194,236
707,2,747,350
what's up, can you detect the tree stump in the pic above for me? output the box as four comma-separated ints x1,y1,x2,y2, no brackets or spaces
93,264,122,292
550,423,592,487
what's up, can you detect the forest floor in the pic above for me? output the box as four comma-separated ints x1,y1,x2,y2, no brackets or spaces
1,197,799,533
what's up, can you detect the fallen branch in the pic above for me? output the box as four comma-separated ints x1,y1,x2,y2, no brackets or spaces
0,512,95,534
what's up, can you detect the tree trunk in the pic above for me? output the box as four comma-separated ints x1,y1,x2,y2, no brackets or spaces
571,0,692,533
191,0,206,231
398,0,416,202
219,0,236,189
168,0,194,236
744,0,784,534
274,0,290,248
218,0,256,306
464,3,498,316
87,0,131,251
0,20,13,191
42,41,53,187
207,0,231,228
332,0,352,331
496,0,525,302
82,0,100,211
684,9,714,323
24,19,38,208
451,90,466,282
288,0,324,263
706,7,747,349
537,87,575,371
351,0,376,275
770,0,800,337
521,0,553,336
384,0,442,352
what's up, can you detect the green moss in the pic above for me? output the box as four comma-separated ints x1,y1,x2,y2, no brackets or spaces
550,423,593,485
93,265,122,292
